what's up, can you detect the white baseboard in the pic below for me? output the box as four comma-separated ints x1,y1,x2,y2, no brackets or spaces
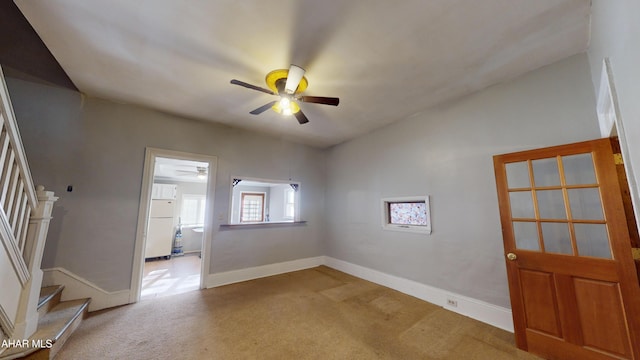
42,268,130,312
322,256,514,332
206,256,324,288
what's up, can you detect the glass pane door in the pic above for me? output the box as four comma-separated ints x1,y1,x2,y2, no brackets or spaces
504,154,611,258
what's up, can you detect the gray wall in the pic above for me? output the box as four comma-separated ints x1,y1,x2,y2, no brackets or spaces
324,54,600,308
7,77,327,292
588,0,640,216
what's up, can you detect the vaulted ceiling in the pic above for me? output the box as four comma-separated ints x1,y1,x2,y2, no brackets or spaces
14,0,591,148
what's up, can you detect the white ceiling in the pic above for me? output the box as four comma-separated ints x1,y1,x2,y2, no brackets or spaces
15,0,591,148
154,157,208,183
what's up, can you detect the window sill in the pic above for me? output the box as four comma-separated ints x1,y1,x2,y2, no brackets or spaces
382,224,431,234
219,221,307,230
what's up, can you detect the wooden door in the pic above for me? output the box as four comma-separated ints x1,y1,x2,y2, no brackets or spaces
494,138,640,360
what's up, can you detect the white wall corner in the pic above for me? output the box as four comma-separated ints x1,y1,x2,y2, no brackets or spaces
322,256,514,332
206,256,325,288
596,58,640,236
42,268,130,312
597,58,617,138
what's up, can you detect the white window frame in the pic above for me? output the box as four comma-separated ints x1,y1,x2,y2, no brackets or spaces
181,194,206,226
239,191,266,223
284,188,295,220
381,196,432,234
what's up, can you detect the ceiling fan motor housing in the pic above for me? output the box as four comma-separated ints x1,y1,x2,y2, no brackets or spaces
230,64,339,125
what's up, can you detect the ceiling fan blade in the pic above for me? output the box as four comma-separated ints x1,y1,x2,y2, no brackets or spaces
230,79,275,95
300,96,339,106
250,101,277,115
284,64,305,94
294,110,309,125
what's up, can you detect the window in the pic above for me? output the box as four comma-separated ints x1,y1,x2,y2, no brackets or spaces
240,192,265,223
181,194,206,225
381,196,431,234
229,177,301,225
284,189,295,219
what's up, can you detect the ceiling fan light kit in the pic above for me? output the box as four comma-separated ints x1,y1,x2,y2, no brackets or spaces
231,64,339,124
273,97,300,116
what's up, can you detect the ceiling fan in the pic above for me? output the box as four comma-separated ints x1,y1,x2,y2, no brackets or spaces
230,64,339,124
176,166,208,180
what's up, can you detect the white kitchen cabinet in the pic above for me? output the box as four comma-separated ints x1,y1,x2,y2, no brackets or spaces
152,183,177,199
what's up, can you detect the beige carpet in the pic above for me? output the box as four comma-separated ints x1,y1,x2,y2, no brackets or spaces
56,266,540,359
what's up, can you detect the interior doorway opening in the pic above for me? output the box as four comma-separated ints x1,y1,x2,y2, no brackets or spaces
142,157,209,299
130,148,217,303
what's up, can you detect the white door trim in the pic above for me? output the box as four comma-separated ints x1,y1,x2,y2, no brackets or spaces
597,58,640,236
129,147,218,303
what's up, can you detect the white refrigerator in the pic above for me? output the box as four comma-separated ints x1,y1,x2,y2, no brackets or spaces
145,199,175,259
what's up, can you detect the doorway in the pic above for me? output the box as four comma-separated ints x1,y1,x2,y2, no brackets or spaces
130,148,217,303
493,138,640,359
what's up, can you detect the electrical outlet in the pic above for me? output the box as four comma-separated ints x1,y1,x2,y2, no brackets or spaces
446,298,458,307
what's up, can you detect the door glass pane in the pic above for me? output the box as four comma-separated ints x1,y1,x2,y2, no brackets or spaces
541,222,573,255
513,222,539,251
509,191,535,218
563,153,597,185
506,162,530,189
537,190,567,219
568,188,604,220
574,223,611,259
532,158,560,187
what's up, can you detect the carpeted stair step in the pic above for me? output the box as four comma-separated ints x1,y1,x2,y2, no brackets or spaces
36,286,64,319
0,293,90,360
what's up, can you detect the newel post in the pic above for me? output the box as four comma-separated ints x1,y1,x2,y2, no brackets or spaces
13,185,59,339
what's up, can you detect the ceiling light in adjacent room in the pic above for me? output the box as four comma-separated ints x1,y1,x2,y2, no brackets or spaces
196,167,207,179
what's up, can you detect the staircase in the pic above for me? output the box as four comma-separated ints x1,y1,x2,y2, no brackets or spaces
0,286,90,359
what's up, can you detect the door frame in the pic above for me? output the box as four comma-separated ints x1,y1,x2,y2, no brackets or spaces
597,58,640,237
129,147,218,303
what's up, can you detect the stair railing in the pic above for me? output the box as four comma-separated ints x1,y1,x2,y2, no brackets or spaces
0,66,57,341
